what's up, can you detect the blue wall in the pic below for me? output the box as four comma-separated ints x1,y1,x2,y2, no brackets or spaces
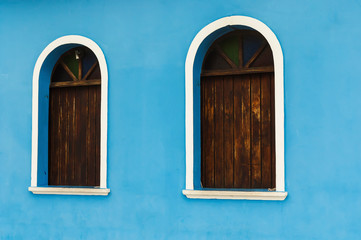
1,0,361,239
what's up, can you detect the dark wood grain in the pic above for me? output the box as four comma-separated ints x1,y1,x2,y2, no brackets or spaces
80,87,88,185
49,85,100,186
260,73,272,187
234,74,251,188
270,74,276,188
68,87,76,185
95,86,101,186
201,78,206,187
200,30,275,189
87,86,96,186
223,76,234,187
201,67,274,77
58,89,66,185
200,73,275,189
203,77,215,187
48,88,58,185
50,79,100,88
214,77,224,187
251,74,262,188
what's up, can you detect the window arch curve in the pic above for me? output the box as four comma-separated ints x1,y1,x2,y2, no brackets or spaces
183,16,286,200
29,35,109,195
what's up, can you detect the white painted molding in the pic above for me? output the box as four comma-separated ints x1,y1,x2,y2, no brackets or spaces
185,16,285,194
28,187,110,196
31,35,108,190
182,190,287,201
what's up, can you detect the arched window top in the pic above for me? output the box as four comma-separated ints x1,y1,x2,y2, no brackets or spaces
202,30,273,73
52,47,99,82
51,46,101,87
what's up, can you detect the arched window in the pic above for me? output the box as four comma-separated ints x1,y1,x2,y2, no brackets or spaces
29,36,109,195
201,30,275,189
49,47,101,186
183,16,287,200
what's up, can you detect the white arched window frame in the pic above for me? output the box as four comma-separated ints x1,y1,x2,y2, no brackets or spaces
28,35,109,195
182,16,287,200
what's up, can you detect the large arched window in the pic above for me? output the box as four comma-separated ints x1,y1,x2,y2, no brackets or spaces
201,30,275,189
29,36,109,195
183,16,287,200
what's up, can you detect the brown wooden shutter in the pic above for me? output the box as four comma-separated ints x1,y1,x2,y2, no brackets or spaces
201,30,275,189
48,47,100,186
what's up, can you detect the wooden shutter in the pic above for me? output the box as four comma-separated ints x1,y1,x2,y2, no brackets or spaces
48,47,100,186
201,30,275,189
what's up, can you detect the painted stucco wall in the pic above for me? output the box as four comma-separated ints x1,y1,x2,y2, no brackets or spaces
1,0,361,239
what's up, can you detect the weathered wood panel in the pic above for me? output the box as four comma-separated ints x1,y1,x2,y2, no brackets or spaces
261,73,273,187
234,74,251,188
48,85,100,186
203,77,215,187
251,74,262,188
214,77,224,188
201,72,275,189
223,76,234,188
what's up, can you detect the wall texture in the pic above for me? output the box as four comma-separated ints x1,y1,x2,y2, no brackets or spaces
1,0,361,239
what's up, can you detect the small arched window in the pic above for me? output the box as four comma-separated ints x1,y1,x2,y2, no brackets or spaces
49,47,101,186
201,30,275,189
29,35,109,195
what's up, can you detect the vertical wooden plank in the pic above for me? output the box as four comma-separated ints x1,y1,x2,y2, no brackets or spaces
201,78,206,187
95,86,101,186
270,73,276,188
62,90,70,185
87,86,96,186
58,89,65,185
214,77,224,188
84,86,90,186
48,88,53,185
49,88,58,185
81,87,89,186
223,76,234,188
251,74,262,188
74,87,83,185
261,73,272,187
67,87,76,185
234,75,251,188
203,77,215,187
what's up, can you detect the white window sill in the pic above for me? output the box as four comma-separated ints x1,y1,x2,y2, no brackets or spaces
182,190,287,200
28,187,110,196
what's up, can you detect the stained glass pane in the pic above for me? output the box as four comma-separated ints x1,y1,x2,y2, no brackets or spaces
219,35,239,66
52,63,73,82
202,29,274,72
87,65,101,80
251,45,274,67
82,48,97,78
243,34,263,66
203,49,233,70
62,50,79,78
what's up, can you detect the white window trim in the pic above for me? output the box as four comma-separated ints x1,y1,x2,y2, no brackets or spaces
29,35,109,196
183,16,287,200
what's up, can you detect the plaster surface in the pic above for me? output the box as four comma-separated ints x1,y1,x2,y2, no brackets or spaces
1,0,361,239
